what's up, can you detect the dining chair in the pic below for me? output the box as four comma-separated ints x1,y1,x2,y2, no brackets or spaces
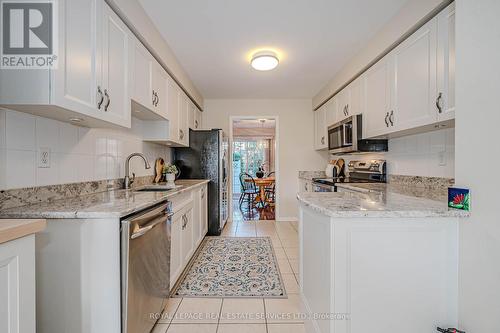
239,173,258,209
264,171,276,204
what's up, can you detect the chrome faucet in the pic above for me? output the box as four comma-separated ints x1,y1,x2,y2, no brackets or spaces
124,153,151,189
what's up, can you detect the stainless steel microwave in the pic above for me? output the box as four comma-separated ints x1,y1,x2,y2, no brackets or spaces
328,114,388,154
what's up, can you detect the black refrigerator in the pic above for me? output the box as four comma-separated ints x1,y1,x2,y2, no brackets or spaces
174,129,229,236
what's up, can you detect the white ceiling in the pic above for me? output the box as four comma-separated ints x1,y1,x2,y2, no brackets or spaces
138,0,409,99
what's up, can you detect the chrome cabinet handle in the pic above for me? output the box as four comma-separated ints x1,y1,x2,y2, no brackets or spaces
104,89,110,112
346,104,349,116
321,136,325,145
384,112,389,127
389,110,394,126
194,120,198,129
343,105,347,116
179,129,184,140
155,92,159,107
152,90,156,105
182,214,188,230
436,92,443,113
97,86,104,109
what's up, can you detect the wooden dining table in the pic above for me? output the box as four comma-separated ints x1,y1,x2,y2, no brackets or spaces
245,176,275,207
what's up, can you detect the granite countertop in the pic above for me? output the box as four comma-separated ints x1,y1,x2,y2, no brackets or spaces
335,182,448,201
0,219,47,244
297,188,470,218
0,180,209,219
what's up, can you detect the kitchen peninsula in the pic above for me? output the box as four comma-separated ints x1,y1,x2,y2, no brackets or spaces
297,184,469,333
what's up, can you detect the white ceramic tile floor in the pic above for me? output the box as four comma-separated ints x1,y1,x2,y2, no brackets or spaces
151,220,305,333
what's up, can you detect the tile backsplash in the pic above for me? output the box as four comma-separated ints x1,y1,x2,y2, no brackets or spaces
335,127,455,178
0,109,172,190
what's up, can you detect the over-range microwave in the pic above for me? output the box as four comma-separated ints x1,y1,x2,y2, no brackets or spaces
328,114,388,154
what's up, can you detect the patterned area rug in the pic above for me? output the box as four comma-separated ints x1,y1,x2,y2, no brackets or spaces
171,237,287,298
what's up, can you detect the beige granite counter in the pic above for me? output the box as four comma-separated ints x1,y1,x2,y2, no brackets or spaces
335,182,448,201
0,180,209,219
297,189,470,218
0,219,46,244
298,171,326,180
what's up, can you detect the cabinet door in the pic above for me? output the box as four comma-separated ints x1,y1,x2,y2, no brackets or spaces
152,63,169,119
196,108,203,130
325,96,338,127
314,106,327,150
100,3,131,128
337,87,351,120
348,77,365,117
437,3,455,121
167,77,180,143
200,185,208,236
0,235,35,333
391,18,438,132
181,206,194,266
179,92,190,146
52,0,101,117
363,57,392,138
188,101,196,130
170,212,183,288
131,40,153,109
193,188,202,246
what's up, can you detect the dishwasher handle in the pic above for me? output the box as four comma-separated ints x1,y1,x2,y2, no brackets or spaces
130,212,173,239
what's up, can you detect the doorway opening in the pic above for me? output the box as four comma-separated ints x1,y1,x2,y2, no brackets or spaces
231,118,277,222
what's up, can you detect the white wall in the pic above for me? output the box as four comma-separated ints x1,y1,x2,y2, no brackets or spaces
313,0,447,109
455,0,500,330
333,128,455,178
202,99,327,220
0,109,171,190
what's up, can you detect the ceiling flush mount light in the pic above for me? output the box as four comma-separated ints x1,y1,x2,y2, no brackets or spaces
251,51,279,71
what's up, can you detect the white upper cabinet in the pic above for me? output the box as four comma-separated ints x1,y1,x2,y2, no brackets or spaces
130,40,168,120
100,3,131,127
363,56,393,138
131,41,153,109
314,104,328,150
348,76,365,118
151,62,169,119
436,2,456,121
391,18,438,132
325,95,339,127
179,92,190,146
336,87,351,121
189,102,203,130
167,77,181,142
0,0,131,128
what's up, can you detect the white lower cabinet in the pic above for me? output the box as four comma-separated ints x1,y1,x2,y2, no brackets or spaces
0,235,36,333
170,184,208,289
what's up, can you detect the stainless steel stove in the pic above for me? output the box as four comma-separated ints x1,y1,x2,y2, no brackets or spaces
313,160,386,192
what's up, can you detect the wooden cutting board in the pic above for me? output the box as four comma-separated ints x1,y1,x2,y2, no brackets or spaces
154,158,165,183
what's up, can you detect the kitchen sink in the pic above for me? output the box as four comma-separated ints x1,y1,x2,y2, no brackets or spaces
134,185,182,192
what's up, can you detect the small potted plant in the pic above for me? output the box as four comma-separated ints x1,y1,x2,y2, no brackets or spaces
163,164,179,188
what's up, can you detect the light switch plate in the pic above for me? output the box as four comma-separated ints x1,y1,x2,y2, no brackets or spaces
438,151,446,166
38,147,51,168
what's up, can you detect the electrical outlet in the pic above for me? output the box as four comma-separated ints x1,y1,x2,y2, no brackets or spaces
438,151,446,166
38,147,51,168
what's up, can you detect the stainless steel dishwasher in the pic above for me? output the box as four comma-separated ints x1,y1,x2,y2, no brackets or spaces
121,201,173,333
